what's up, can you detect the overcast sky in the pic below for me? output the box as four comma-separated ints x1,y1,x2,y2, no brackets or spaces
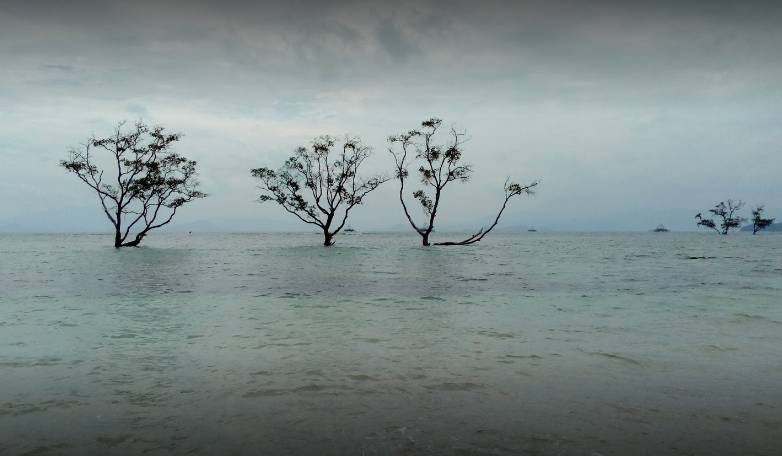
1,0,780,232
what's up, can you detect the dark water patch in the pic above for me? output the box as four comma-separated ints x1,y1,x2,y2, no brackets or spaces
0,357,63,368
579,349,643,366
348,374,378,382
243,388,287,398
353,337,385,344
505,354,543,360
250,370,273,376
50,320,78,328
475,330,516,339
279,292,309,299
273,341,312,347
733,312,778,323
19,443,74,456
95,434,134,448
293,383,347,393
424,382,483,392
1,399,82,417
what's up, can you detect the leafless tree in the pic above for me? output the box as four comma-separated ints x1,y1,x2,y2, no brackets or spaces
61,121,207,247
251,136,387,246
389,118,538,246
695,200,745,235
751,205,775,234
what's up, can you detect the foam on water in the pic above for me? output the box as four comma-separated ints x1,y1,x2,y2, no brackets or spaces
0,232,781,455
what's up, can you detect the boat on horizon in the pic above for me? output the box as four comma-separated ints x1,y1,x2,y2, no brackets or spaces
653,224,670,232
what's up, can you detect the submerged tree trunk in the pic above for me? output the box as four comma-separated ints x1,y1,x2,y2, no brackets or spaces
113,224,146,248
109,216,122,249
422,231,430,247
324,231,334,246
122,237,143,247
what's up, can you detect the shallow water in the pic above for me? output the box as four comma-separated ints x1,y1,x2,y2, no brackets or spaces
1,232,781,455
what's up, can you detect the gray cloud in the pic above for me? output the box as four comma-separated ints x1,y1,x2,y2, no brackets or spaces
376,20,419,63
1,0,781,231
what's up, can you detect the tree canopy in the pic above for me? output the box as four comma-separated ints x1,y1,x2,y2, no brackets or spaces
695,200,745,235
751,205,775,234
251,136,387,246
61,121,206,247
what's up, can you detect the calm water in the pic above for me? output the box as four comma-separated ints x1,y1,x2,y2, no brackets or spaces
1,232,780,455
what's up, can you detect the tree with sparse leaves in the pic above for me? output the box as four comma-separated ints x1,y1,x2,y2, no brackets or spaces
389,118,538,246
695,200,745,235
61,121,206,247
251,136,387,246
750,205,775,234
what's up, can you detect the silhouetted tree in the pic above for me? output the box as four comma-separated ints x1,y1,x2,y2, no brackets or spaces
61,121,206,247
251,136,387,246
389,118,538,246
695,200,745,235
751,205,775,234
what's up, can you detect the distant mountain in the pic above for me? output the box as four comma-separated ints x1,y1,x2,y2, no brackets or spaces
0,210,309,234
740,222,782,232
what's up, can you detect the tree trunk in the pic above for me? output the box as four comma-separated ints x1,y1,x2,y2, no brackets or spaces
114,227,123,248
422,232,430,246
324,231,334,246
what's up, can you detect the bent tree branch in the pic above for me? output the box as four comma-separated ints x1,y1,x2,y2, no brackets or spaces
251,136,387,246
60,121,207,247
434,179,539,246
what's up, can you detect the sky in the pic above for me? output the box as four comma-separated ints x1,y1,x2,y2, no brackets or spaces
1,0,780,232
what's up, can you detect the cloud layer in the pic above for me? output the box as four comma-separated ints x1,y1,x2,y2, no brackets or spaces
1,0,781,231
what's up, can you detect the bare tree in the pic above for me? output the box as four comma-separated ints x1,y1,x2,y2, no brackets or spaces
61,121,207,247
695,200,746,235
389,118,538,246
751,205,775,234
251,136,387,246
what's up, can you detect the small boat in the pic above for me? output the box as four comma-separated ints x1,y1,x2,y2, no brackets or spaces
653,224,669,232
344,226,357,233
527,226,537,232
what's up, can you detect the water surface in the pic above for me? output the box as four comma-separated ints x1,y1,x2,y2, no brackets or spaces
1,232,780,455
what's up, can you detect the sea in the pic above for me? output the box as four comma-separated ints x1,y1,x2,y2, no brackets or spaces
1,232,780,455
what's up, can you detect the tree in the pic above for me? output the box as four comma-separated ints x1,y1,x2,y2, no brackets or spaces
389,118,538,246
61,121,207,247
695,200,746,235
251,136,387,246
750,205,775,234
